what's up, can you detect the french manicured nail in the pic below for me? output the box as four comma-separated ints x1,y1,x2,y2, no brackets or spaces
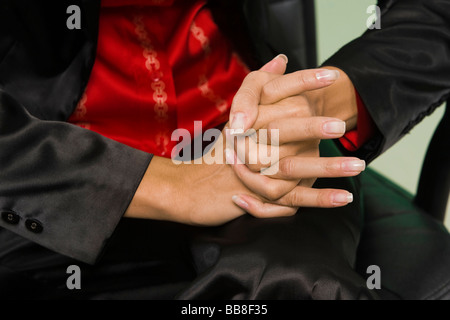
316,70,340,81
230,112,246,135
232,195,249,209
323,120,346,135
332,193,353,206
342,160,366,173
225,148,235,165
275,54,288,64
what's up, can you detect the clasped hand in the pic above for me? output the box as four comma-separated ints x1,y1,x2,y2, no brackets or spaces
126,55,366,226
222,55,366,219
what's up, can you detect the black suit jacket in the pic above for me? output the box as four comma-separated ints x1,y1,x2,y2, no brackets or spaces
0,0,449,264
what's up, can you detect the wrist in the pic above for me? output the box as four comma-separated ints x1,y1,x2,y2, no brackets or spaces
124,156,185,223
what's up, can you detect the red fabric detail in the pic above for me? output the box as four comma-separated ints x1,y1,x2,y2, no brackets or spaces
102,0,175,7
339,89,377,152
68,0,250,158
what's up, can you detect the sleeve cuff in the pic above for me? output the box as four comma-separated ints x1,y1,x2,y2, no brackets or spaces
339,89,377,152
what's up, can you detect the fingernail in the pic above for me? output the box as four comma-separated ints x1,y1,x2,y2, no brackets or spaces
342,160,366,173
225,148,235,165
332,193,353,206
230,112,246,135
232,195,249,209
316,70,340,81
275,54,288,64
323,120,346,135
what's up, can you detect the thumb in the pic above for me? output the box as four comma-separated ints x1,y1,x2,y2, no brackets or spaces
260,54,289,74
229,54,288,135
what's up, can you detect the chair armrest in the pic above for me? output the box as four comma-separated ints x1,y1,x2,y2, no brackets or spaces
415,103,450,222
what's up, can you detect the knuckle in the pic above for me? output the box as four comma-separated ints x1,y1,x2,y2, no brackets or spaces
316,190,333,208
324,159,339,176
308,138,321,148
261,84,274,100
239,86,259,101
290,105,306,118
287,190,304,207
279,157,295,178
262,80,284,103
247,163,263,172
264,183,284,201
304,121,316,138
296,71,314,89
313,143,320,152
296,71,307,87
324,160,337,176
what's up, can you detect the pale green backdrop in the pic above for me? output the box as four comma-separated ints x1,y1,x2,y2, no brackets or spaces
314,0,449,229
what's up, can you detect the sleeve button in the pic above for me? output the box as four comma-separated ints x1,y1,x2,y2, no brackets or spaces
25,219,43,234
1,211,20,225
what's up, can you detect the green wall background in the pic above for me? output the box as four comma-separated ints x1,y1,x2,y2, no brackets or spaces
314,0,449,229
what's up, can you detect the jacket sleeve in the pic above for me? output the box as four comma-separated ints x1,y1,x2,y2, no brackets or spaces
322,0,450,162
0,90,153,264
